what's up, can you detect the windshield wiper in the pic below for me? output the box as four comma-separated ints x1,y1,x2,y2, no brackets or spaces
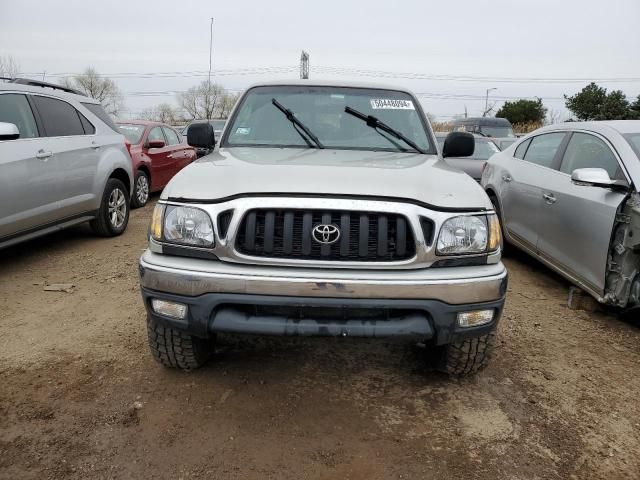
271,98,324,149
344,106,425,154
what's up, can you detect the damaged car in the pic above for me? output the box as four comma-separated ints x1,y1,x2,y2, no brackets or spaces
482,121,640,314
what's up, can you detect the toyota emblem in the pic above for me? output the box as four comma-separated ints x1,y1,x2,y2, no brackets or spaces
312,224,340,245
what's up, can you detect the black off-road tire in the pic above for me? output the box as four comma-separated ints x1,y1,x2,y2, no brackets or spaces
90,178,130,237
131,170,150,209
434,331,496,377
147,320,213,370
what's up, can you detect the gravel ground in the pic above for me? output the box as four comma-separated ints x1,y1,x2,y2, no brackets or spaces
1,199,639,479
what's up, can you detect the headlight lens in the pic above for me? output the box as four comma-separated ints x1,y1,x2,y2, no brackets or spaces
163,205,214,247
150,203,165,241
437,215,488,255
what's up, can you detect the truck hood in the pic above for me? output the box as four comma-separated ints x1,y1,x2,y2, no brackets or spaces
161,147,492,211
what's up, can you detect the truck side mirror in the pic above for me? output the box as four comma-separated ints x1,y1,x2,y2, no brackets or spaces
187,123,216,149
443,132,474,158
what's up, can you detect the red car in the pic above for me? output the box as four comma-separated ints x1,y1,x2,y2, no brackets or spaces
117,121,197,208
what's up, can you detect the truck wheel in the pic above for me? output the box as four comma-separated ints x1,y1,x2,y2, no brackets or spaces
131,170,150,209
146,319,213,370
90,178,130,237
434,331,496,377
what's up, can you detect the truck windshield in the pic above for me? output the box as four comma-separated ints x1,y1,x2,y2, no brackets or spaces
224,86,434,153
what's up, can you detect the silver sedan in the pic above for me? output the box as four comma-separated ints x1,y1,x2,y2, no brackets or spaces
482,121,640,314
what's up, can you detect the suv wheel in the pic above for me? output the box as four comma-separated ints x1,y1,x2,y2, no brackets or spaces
90,178,130,237
432,330,496,377
147,319,213,369
131,170,150,209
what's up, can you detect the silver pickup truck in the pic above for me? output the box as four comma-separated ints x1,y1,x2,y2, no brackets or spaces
138,81,508,376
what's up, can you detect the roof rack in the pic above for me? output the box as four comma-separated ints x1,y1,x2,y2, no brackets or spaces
8,78,83,96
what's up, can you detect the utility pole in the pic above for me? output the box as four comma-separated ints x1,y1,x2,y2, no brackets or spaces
484,88,497,117
300,51,309,79
207,17,214,120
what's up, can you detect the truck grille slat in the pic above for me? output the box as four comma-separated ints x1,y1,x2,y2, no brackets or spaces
263,211,275,253
236,209,416,262
359,214,369,257
396,217,406,256
377,215,388,256
283,211,294,254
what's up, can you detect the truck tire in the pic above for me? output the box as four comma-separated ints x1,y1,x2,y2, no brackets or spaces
90,178,130,237
147,319,213,370
435,331,496,376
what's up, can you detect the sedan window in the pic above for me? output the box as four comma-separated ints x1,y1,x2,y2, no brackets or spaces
513,138,531,159
162,126,180,145
148,127,165,143
523,133,566,168
560,133,620,179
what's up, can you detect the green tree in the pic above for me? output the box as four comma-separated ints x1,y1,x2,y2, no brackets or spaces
630,94,640,119
495,98,547,124
565,83,636,120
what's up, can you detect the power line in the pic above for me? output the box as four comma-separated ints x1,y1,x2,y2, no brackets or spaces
313,66,640,84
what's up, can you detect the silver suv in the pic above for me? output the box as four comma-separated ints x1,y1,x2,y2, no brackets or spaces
0,79,133,248
139,81,508,376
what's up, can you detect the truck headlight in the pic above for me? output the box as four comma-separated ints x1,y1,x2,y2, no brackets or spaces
437,215,488,255
163,205,214,247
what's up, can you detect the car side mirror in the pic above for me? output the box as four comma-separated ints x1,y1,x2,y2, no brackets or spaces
443,131,474,158
0,122,20,141
147,139,165,149
571,168,616,187
187,123,216,149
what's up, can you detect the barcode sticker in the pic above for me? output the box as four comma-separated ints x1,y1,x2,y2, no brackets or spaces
370,99,415,110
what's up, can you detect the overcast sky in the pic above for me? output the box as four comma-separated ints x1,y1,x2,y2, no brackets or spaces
2,0,639,120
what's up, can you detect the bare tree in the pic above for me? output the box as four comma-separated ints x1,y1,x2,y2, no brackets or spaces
61,67,124,116
139,103,178,124
0,55,20,78
218,93,240,119
177,81,231,119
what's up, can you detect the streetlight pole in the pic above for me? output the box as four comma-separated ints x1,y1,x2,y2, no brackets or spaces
484,87,497,117
207,17,213,121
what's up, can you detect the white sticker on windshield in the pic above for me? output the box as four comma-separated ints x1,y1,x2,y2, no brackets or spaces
235,127,251,135
370,99,415,110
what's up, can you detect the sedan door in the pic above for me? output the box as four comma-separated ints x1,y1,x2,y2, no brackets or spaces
536,131,627,295
162,126,193,175
500,132,568,251
144,126,174,188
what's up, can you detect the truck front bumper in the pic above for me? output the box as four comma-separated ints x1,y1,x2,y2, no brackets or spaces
139,251,508,344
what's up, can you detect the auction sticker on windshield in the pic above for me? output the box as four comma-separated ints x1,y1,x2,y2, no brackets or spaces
370,99,415,110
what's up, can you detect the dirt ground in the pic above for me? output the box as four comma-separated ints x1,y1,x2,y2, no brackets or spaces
1,199,639,480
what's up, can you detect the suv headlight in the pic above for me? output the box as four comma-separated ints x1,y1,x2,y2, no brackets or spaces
150,204,214,247
437,214,500,255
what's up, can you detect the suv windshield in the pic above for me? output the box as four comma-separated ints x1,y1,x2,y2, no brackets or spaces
478,126,515,138
224,86,433,153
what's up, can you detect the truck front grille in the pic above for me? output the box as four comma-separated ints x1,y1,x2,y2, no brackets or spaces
235,209,416,262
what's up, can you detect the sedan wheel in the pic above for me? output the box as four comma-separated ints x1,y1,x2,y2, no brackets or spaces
131,171,150,209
